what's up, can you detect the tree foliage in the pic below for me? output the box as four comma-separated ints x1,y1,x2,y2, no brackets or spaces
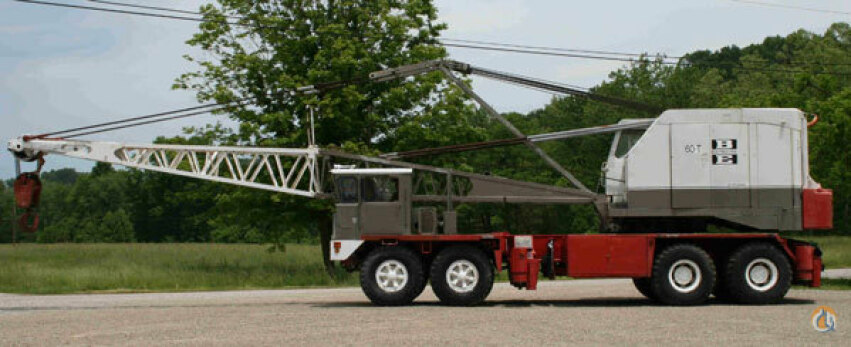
175,0,462,151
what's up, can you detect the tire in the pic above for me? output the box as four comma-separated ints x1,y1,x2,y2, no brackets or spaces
359,246,425,306
722,243,791,305
650,244,715,306
632,278,656,301
430,246,494,306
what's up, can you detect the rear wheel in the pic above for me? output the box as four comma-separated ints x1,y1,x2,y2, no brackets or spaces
650,244,715,305
722,243,791,305
360,246,425,306
430,246,494,306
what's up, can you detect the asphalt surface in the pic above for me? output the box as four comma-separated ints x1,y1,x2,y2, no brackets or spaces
0,279,847,346
823,268,851,279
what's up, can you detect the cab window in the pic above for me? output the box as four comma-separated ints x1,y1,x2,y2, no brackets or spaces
335,176,359,203
615,129,645,158
361,176,399,202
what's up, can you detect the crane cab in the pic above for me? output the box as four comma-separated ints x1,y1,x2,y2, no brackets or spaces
330,166,413,240
602,108,830,232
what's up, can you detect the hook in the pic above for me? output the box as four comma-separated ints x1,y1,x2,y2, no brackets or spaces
807,114,819,128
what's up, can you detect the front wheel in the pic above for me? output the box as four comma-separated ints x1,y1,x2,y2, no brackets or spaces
650,244,715,305
360,246,425,306
430,246,494,306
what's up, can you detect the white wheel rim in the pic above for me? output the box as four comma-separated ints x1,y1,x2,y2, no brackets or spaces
375,260,408,293
668,259,702,293
744,258,778,292
446,260,479,293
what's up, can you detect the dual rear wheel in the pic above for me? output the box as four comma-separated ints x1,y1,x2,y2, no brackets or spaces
720,243,792,304
633,242,791,305
360,245,494,306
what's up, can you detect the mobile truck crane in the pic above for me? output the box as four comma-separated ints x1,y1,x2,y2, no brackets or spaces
8,60,831,306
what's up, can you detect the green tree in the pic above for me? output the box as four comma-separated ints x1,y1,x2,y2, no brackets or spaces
175,0,481,250
35,167,137,243
40,168,79,185
808,88,851,232
0,184,13,243
176,0,457,150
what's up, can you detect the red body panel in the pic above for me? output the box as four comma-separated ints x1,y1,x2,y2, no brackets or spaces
566,235,653,278
803,188,833,229
793,244,822,286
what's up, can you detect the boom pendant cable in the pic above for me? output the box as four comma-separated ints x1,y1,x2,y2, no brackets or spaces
29,98,252,140
62,107,230,139
442,38,851,68
442,38,667,59
444,43,851,76
32,103,219,139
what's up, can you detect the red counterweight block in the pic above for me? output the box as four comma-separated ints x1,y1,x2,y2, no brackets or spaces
803,188,833,229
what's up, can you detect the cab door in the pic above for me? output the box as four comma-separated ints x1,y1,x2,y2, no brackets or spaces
359,175,409,235
333,175,360,239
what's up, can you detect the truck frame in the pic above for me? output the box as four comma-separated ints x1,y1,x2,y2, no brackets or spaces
8,60,829,306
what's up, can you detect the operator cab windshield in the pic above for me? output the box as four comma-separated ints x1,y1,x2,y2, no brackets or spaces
614,129,645,158
334,175,399,203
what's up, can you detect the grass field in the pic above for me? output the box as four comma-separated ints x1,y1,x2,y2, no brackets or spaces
0,243,357,294
787,235,851,268
0,235,848,294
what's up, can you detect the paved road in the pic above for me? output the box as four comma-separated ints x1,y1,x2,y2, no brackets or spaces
824,268,851,279
0,279,848,346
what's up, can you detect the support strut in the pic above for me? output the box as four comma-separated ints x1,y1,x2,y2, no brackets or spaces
439,67,591,193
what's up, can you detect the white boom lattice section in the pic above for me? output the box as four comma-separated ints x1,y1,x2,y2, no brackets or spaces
13,139,322,197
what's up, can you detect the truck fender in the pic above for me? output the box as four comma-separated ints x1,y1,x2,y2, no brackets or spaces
330,240,365,261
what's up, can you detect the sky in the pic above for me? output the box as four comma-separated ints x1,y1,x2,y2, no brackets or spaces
1,0,849,178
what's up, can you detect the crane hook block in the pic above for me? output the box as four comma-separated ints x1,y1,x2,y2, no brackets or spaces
14,173,42,209
18,211,39,233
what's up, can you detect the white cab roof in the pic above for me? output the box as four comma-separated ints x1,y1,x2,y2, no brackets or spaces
330,168,413,175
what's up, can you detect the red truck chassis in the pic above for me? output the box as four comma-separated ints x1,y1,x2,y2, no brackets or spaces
342,232,821,305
